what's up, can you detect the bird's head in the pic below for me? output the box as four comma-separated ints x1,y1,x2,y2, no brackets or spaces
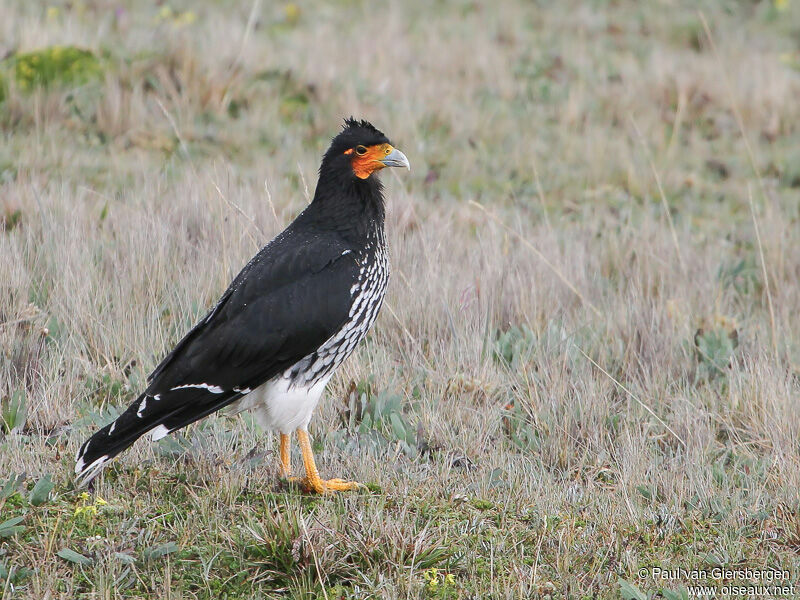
322,118,410,180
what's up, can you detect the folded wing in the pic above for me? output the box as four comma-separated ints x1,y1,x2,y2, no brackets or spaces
75,229,357,483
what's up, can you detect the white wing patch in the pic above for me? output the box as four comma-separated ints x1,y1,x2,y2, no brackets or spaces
170,383,225,394
151,424,170,441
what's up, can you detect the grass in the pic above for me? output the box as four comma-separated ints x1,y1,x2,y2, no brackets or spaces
2,0,800,597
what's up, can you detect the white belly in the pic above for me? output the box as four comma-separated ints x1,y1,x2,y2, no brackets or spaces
229,372,331,434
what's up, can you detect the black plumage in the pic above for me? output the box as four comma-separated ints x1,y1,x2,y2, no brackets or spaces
75,119,409,488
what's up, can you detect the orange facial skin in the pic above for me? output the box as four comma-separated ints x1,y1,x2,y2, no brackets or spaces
344,143,395,179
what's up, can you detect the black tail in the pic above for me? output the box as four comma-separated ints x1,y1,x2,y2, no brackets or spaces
74,388,245,485
74,392,161,485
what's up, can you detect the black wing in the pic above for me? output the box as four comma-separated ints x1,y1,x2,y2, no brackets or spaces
75,228,358,481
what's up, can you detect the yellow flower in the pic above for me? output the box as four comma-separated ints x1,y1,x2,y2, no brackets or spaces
74,492,110,517
174,11,197,27
424,568,445,590
46,6,59,20
284,3,301,25
74,504,97,516
774,0,789,10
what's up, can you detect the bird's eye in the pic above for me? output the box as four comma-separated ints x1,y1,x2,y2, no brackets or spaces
355,145,367,156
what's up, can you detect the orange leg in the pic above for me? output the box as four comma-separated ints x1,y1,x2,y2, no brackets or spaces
293,428,360,494
279,432,292,479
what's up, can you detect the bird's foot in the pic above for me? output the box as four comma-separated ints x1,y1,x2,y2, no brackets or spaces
289,476,362,494
288,429,362,493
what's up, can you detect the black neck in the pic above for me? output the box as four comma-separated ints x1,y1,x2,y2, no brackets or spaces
302,166,385,241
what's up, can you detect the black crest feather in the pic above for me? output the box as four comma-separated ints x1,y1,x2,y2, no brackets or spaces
342,117,384,137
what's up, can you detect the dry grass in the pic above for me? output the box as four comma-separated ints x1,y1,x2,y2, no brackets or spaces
2,0,800,598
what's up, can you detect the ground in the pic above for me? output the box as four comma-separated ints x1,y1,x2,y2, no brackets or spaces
1,1,800,598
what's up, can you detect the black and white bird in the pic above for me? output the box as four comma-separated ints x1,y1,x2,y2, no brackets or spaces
75,119,410,493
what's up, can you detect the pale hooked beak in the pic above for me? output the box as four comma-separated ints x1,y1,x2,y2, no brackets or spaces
380,147,411,170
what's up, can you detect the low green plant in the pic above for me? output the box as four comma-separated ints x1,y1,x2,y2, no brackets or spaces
1,473,24,501
28,474,54,507
0,560,33,588
493,324,536,368
717,257,761,296
56,548,92,566
0,516,25,539
1,389,27,435
501,400,540,452
694,318,739,381
620,579,691,600
423,567,458,599
72,402,121,433
335,379,419,457
619,579,649,600
3,46,103,93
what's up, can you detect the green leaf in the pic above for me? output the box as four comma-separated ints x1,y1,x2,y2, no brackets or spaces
636,485,653,501
57,548,92,565
389,412,407,442
45,315,64,343
0,561,33,585
113,552,136,564
619,579,648,600
493,325,536,367
1,389,27,434
703,552,723,567
0,516,25,538
0,473,23,500
143,542,179,561
662,588,690,600
28,474,54,506
487,468,508,490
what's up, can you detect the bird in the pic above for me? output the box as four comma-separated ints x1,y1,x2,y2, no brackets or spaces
75,118,410,493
